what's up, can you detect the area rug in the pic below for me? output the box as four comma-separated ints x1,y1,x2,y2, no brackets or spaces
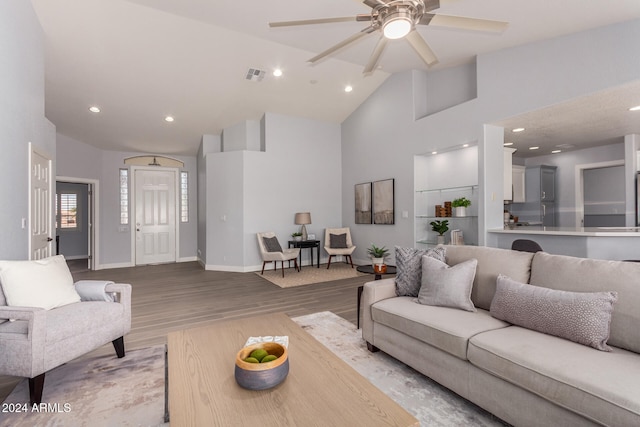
292,311,508,427
256,262,367,288
0,346,166,427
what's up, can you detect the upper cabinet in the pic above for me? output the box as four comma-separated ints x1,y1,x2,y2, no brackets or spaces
512,165,526,203
503,148,516,200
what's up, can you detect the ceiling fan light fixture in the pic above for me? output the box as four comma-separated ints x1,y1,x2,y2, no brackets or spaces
383,13,413,39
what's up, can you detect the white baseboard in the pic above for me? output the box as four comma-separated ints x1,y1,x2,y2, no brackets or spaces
178,256,197,263
95,261,135,270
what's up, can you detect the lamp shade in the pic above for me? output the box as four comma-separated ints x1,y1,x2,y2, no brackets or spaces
294,212,312,225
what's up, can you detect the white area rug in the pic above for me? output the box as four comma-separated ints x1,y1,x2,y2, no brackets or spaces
293,311,508,427
0,346,166,427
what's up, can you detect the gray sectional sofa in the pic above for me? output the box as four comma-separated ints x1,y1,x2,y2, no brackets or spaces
361,245,640,427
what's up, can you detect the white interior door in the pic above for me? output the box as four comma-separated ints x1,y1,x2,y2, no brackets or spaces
30,148,53,260
135,169,177,265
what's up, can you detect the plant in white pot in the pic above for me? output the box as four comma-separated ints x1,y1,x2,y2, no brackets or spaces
451,197,471,217
429,220,449,245
367,244,389,273
291,232,303,242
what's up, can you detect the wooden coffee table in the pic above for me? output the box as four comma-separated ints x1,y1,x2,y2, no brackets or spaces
168,312,418,426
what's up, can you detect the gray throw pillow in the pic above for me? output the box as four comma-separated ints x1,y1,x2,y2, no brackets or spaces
329,233,348,248
490,275,618,351
417,256,477,312
263,236,283,253
395,246,446,297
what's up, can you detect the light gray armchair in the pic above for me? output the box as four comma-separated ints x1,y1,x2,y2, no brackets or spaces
257,232,300,277
324,227,356,269
0,261,131,405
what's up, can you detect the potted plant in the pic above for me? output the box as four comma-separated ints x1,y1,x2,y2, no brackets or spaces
430,220,449,245
451,197,471,217
291,232,303,242
367,244,389,272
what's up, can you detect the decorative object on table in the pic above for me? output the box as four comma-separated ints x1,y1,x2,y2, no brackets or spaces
291,232,303,242
367,244,390,271
451,197,471,217
307,233,316,240
355,182,372,224
235,342,289,390
430,219,449,245
373,178,395,224
294,212,312,240
324,227,356,269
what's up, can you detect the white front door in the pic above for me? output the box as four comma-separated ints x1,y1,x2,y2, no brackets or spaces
30,147,53,260
135,169,177,265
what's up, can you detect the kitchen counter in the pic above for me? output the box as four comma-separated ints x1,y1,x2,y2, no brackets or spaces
487,226,640,261
489,226,640,237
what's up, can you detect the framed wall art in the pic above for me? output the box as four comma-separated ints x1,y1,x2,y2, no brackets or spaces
354,182,372,224
373,178,395,225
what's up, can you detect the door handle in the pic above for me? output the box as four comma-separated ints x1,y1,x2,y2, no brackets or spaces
47,237,53,242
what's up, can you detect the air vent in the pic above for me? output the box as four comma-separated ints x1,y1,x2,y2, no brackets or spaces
245,68,266,82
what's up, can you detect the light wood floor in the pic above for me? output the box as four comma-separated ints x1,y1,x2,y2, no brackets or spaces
0,261,371,401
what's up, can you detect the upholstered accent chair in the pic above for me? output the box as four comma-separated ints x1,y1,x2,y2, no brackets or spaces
0,256,131,405
511,239,543,253
257,232,300,277
324,227,356,269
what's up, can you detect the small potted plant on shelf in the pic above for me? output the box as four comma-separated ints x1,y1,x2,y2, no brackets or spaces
291,232,303,242
367,244,389,273
451,197,471,217
430,220,449,245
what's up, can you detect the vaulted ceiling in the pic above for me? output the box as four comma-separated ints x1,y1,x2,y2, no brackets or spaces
31,0,640,156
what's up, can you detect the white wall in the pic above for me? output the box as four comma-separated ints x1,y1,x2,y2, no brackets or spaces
342,19,640,255
202,112,342,271
56,134,198,268
0,1,56,260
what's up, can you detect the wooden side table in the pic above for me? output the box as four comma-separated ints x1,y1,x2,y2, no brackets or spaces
288,239,320,268
356,265,397,329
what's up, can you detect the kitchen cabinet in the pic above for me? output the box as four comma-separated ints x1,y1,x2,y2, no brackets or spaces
503,148,516,200
512,165,526,203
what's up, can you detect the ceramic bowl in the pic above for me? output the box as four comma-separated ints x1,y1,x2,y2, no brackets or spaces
234,342,289,390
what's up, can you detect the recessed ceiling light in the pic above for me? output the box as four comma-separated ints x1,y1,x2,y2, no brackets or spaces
164,116,174,122
431,151,437,155
629,105,640,111
503,142,514,146
529,146,539,150
512,128,525,133
88,106,100,113
551,150,562,154
273,68,283,77
462,144,469,148
344,85,353,93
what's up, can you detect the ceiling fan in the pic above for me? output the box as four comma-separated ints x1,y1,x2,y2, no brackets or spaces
269,0,508,74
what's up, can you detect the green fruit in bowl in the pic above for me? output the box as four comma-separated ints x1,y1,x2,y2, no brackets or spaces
249,348,268,362
261,354,278,363
244,357,260,363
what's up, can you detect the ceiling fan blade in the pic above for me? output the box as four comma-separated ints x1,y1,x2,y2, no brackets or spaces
362,0,386,8
269,16,357,28
308,26,376,64
420,13,508,33
406,30,439,67
363,37,388,75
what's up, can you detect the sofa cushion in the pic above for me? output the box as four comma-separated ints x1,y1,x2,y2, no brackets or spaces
395,246,446,297
491,274,618,351
530,252,640,354
329,233,348,248
371,297,509,360
417,257,477,312
0,255,81,310
445,245,534,311
45,301,125,344
468,326,640,426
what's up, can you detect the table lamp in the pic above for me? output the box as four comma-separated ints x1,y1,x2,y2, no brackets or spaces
294,212,312,241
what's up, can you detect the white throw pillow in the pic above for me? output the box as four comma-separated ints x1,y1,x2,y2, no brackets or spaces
0,255,81,310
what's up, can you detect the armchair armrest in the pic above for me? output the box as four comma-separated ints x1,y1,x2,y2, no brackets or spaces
0,306,47,343
105,283,132,334
361,278,397,343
